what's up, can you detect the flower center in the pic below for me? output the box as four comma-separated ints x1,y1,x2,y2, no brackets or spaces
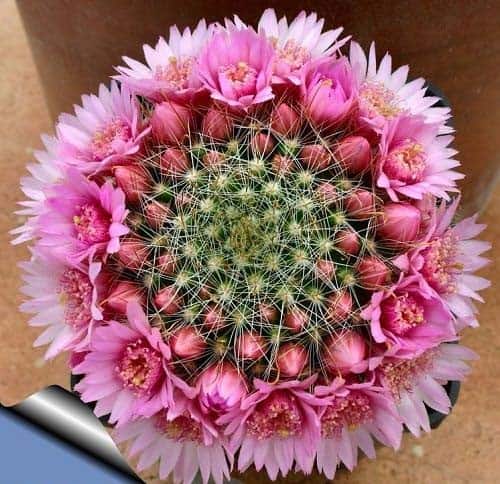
154,56,194,90
421,233,460,294
116,339,162,395
381,292,425,335
384,139,426,184
73,203,111,245
360,82,401,119
91,118,131,161
220,62,258,97
321,392,373,437
381,351,435,399
246,391,303,440
58,268,93,329
156,410,203,443
277,40,311,71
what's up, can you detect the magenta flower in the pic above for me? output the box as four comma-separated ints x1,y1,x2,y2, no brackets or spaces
376,343,477,436
56,81,150,175
394,198,491,329
74,302,178,426
116,20,213,102
198,27,275,110
219,376,321,479
19,247,104,359
11,135,62,245
349,41,452,133
315,377,402,478
256,9,348,84
38,169,129,263
114,397,231,484
301,56,357,128
361,275,456,357
377,115,463,201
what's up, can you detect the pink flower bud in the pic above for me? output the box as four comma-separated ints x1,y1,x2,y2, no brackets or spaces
300,144,331,170
144,200,172,229
259,303,278,322
251,132,275,156
236,331,266,360
151,101,191,144
335,229,360,255
156,252,176,275
271,154,294,174
315,259,336,280
170,327,206,359
270,103,300,136
357,256,391,289
344,188,375,219
377,202,422,243
334,136,371,174
175,191,193,207
203,150,225,168
114,164,150,204
105,281,144,314
198,362,247,413
284,308,308,333
276,343,307,377
323,330,367,374
159,147,190,177
117,236,149,269
154,285,181,314
201,109,233,140
316,181,337,204
326,290,353,322
203,304,225,330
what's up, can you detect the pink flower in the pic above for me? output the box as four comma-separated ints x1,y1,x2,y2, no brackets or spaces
315,377,402,477
322,330,368,375
377,202,422,244
377,115,463,201
197,362,247,414
198,28,275,110
56,82,150,174
73,302,180,425
115,20,213,102
19,247,104,359
256,9,348,84
376,343,477,436
361,275,456,357
38,169,129,263
301,57,357,128
219,377,321,479
114,398,230,484
394,198,491,329
349,41,452,133
11,135,62,245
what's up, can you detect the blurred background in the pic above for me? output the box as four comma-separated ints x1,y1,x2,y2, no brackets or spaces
1,0,498,482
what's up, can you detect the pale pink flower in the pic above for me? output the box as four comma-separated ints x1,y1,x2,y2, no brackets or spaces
56,82,150,174
301,56,357,128
256,9,348,84
219,376,321,479
361,275,456,358
349,41,452,133
377,115,463,201
114,396,231,484
19,247,103,359
74,302,183,425
376,343,477,436
115,20,213,102
37,169,129,263
198,28,275,110
11,135,62,245
394,198,491,329
315,377,402,478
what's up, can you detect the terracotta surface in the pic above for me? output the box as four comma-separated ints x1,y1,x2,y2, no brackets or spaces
0,1,498,482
